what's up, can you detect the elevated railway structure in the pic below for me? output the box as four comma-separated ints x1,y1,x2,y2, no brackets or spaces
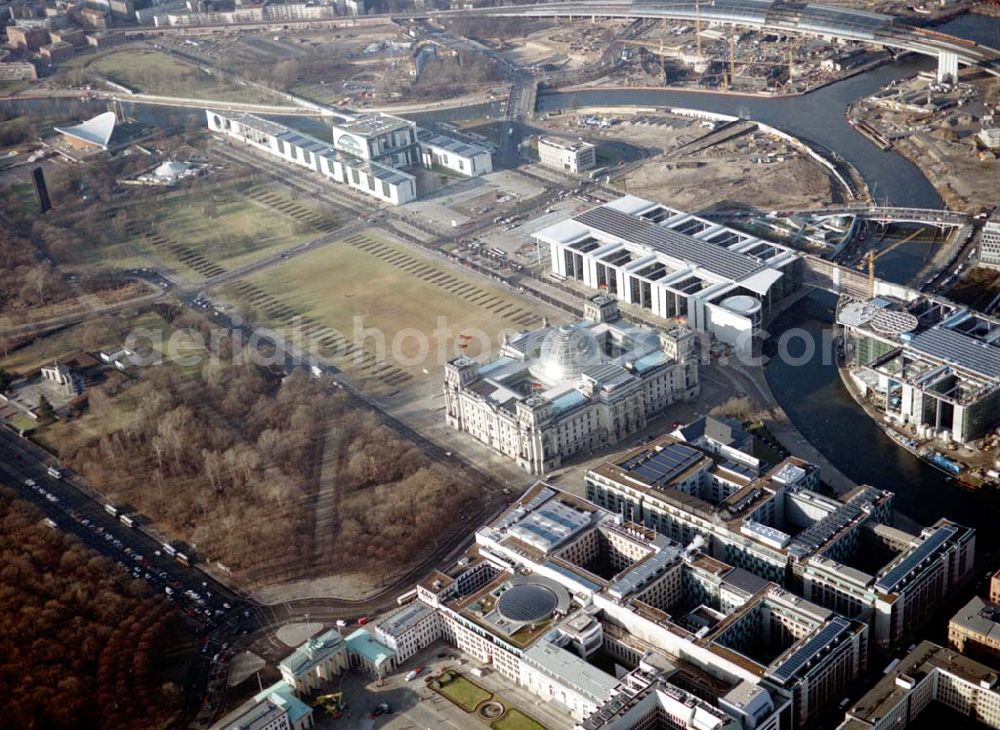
460,0,1000,82
123,2,1000,84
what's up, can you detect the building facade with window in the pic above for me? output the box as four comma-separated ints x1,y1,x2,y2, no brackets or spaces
443,293,700,474
534,195,801,354
207,110,492,205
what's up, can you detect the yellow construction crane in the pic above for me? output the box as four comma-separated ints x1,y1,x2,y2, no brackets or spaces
865,228,925,298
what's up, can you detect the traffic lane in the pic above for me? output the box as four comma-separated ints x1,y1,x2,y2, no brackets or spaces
0,432,248,620
0,435,257,727
0,461,228,627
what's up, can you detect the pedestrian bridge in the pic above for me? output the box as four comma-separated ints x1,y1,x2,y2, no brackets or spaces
456,0,1000,81
775,205,971,228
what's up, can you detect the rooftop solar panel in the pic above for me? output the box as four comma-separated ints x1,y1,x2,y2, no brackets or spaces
875,524,958,594
767,616,852,684
621,443,703,487
908,328,1000,380
576,206,764,281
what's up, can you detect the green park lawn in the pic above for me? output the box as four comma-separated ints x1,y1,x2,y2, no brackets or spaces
491,708,547,730
432,671,492,713
83,48,286,104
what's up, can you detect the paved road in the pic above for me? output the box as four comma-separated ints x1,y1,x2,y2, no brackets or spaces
0,426,252,723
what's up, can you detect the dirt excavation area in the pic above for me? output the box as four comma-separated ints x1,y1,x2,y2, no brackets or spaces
538,110,838,211
625,147,835,211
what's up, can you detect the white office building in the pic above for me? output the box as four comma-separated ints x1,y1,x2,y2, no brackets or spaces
207,112,417,205
981,216,1000,268
534,195,802,354
208,110,492,205
538,137,597,174
419,129,493,177
392,483,871,728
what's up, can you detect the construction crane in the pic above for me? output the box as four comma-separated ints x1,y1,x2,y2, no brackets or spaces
727,29,736,89
864,228,926,298
617,36,793,86
695,0,702,66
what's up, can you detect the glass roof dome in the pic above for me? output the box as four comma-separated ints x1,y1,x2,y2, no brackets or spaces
538,324,602,382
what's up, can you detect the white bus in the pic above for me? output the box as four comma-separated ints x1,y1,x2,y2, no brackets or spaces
47,466,62,479
120,515,135,528
175,552,191,567
396,588,418,606
43,518,57,529
162,544,177,557
104,504,119,517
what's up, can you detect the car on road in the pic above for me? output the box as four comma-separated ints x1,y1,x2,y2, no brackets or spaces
405,666,424,681
369,703,392,719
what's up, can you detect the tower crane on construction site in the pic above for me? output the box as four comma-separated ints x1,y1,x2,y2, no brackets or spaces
863,228,927,298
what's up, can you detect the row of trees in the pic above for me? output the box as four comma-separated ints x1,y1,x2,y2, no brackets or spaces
59,314,481,586
0,488,190,728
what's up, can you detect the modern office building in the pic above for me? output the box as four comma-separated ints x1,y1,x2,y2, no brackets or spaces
839,641,1000,730
982,216,1000,268
385,483,870,728
418,129,493,177
443,293,700,474
208,110,492,205
534,196,801,354
838,297,1000,444
585,431,975,649
538,137,597,174
207,112,417,205
374,599,442,663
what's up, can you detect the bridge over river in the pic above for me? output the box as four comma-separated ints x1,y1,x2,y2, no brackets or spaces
456,0,1000,82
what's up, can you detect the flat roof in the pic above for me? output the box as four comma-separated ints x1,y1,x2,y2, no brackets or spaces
949,595,1000,643
418,129,489,159
336,113,413,138
846,641,1000,725
618,442,704,488
767,616,853,685
574,205,765,281
378,600,435,636
908,327,1000,379
523,641,619,701
875,523,959,594
539,136,595,152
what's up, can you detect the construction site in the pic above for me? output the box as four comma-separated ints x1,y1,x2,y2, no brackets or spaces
604,20,891,94
847,69,1000,211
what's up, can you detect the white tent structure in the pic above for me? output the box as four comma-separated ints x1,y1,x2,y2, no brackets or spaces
152,160,193,181
54,111,117,149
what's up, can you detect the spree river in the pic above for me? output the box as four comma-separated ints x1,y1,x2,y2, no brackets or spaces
538,15,1000,540
9,15,999,540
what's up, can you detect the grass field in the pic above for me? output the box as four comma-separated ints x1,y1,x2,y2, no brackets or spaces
492,709,547,730
82,48,286,104
57,182,338,282
225,231,548,385
433,671,491,713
